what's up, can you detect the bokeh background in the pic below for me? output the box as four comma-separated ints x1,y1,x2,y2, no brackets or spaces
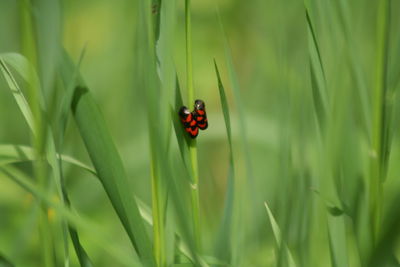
1,0,400,266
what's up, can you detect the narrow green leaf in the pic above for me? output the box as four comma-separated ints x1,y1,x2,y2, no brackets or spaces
0,55,35,133
305,8,329,130
335,0,372,141
0,52,93,267
60,50,155,267
311,189,349,267
0,143,205,265
213,61,235,263
0,53,90,266
367,193,400,267
0,252,14,267
216,9,253,183
171,76,192,179
216,10,254,265
264,202,297,267
0,144,95,174
56,46,87,143
369,0,391,243
327,215,349,267
0,165,140,267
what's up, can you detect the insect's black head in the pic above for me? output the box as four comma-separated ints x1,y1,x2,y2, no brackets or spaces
194,99,205,110
179,106,191,118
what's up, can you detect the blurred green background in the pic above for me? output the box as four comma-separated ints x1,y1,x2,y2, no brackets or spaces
1,0,400,266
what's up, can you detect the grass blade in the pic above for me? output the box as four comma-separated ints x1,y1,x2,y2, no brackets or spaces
0,252,14,267
60,50,155,267
305,8,329,130
264,202,297,267
0,54,35,133
216,8,253,184
1,52,93,267
0,144,94,174
369,0,391,242
185,0,201,251
327,215,349,267
0,165,141,266
216,9,253,265
335,0,372,141
213,60,235,263
171,76,192,177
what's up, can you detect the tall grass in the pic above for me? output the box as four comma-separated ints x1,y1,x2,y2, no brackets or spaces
1,0,400,267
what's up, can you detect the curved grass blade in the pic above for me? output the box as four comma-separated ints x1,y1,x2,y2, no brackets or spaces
56,47,87,144
0,143,209,266
0,55,35,133
1,52,70,266
54,48,93,267
0,144,95,174
0,165,141,267
216,8,253,184
213,60,234,263
171,76,192,179
60,50,155,267
215,11,254,264
0,53,93,267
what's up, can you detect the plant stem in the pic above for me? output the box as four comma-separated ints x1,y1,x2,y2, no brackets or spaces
185,0,201,251
151,163,166,267
185,0,194,104
370,0,390,244
20,1,53,266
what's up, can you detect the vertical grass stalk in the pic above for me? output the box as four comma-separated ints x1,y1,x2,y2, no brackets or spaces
185,0,201,251
370,0,390,244
151,162,166,267
19,1,53,266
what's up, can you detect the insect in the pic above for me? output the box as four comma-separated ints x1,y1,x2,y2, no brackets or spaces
193,99,208,130
178,99,208,139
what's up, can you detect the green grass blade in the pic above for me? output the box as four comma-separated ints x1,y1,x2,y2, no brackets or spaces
52,47,93,266
367,192,400,267
0,144,95,174
0,165,141,267
60,51,155,267
184,0,201,251
327,215,349,267
335,0,372,141
1,51,59,267
0,252,14,267
216,9,253,183
264,203,297,267
0,54,35,133
0,143,204,265
213,61,234,263
305,8,329,130
56,47,87,144
216,10,254,265
0,52,92,267
369,0,391,243
171,76,193,180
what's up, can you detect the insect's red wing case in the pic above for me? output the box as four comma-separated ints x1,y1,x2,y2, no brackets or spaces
179,106,199,138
